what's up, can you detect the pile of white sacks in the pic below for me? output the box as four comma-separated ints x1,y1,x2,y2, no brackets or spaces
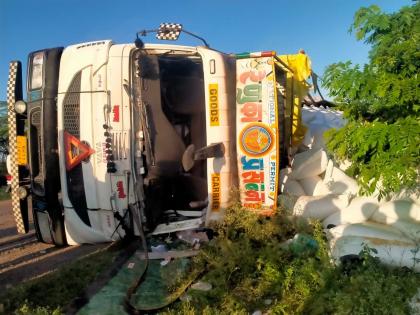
280,105,420,271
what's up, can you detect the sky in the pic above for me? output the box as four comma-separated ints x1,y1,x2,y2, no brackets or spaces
0,0,412,101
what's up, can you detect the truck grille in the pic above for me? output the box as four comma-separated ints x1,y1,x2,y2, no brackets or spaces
62,71,90,226
29,107,44,195
63,71,81,138
31,111,41,126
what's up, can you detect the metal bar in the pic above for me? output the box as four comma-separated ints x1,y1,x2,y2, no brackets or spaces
7,61,29,234
273,55,295,74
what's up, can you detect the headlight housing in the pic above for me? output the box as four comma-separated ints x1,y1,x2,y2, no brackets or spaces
30,52,44,90
17,186,28,200
14,100,27,114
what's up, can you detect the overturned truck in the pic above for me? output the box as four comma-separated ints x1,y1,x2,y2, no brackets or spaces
7,24,312,245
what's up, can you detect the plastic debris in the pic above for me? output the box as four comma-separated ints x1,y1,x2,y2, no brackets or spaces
282,233,318,255
151,244,167,253
176,229,209,245
264,299,272,305
179,293,192,302
190,281,212,291
160,257,172,266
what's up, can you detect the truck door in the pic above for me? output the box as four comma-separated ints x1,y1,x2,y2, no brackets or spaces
197,47,238,223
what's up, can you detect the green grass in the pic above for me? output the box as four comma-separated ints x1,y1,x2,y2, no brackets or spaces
161,204,420,315
0,186,10,201
1,205,418,315
0,246,117,315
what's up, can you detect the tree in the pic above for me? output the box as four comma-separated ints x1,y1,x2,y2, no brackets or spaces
322,2,420,199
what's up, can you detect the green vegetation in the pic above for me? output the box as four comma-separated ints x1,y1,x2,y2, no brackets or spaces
0,248,115,315
1,206,418,315
0,161,10,200
322,2,420,199
161,206,419,315
0,186,10,201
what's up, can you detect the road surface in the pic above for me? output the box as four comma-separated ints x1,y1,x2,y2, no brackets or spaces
0,199,107,292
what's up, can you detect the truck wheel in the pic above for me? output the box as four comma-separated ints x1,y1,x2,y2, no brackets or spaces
50,214,66,246
32,209,53,244
32,208,67,246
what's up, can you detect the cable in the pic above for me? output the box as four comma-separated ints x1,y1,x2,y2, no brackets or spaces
124,202,149,315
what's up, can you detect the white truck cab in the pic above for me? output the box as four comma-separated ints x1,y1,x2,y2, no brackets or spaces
7,24,311,245
56,40,236,244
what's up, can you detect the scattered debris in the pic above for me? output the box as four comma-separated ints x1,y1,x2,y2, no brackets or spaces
127,262,135,269
264,299,272,305
176,229,209,245
160,257,172,266
151,244,167,253
179,293,192,302
136,249,199,260
190,281,212,292
281,233,318,255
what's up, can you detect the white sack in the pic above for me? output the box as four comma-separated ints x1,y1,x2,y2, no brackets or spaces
330,235,419,271
381,220,420,243
321,196,379,227
293,194,348,220
325,222,405,242
290,148,328,180
373,200,420,223
298,176,322,196
283,179,306,196
323,164,359,196
301,107,318,124
302,128,313,148
308,123,329,150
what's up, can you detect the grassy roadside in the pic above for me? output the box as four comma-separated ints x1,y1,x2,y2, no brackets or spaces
161,205,420,315
0,186,10,201
1,206,418,315
0,246,118,315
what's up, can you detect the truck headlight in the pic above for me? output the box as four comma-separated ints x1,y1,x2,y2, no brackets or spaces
14,100,27,114
17,186,28,200
30,52,44,90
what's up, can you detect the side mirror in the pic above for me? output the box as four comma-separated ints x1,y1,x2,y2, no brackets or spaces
135,23,209,47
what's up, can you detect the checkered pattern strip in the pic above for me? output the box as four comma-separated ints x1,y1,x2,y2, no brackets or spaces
156,23,182,40
7,61,26,234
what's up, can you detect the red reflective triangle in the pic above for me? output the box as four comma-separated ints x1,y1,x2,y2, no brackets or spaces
64,131,95,171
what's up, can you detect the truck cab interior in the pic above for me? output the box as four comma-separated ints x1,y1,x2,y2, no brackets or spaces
131,50,208,230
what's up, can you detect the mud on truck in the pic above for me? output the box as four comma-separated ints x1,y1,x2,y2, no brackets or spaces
7,23,313,245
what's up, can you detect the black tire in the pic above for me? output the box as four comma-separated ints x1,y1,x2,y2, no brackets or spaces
32,198,67,246
50,210,67,246
32,207,53,244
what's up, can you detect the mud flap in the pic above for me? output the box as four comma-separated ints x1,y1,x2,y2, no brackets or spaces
7,61,29,233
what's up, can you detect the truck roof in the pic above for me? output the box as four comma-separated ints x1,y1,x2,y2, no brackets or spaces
66,39,219,55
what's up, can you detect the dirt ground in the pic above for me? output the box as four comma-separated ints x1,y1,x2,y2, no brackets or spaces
0,199,107,292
